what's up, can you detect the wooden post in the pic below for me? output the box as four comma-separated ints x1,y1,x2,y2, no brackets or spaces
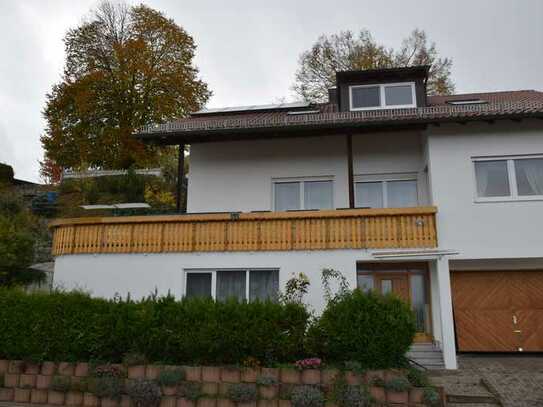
347,134,355,208
176,143,186,213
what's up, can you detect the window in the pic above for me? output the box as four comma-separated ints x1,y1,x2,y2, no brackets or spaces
355,178,418,208
185,273,212,299
273,179,333,211
380,279,393,295
184,269,279,302
349,82,416,111
474,156,543,201
351,86,380,109
384,85,414,106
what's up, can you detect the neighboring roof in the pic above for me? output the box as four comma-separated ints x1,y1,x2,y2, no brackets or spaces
136,90,543,145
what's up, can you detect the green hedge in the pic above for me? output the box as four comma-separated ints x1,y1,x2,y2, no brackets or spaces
0,288,416,368
306,290,416,369
0,289,309,365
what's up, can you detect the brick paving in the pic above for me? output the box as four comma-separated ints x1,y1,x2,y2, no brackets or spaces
430,354,543,407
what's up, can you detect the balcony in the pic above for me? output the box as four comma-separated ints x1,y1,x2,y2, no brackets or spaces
50,207,438,256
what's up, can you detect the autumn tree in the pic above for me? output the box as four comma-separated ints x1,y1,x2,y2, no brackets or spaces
293,29,454,102
41,1,210,171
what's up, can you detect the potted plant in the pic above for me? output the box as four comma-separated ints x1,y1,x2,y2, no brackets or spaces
14,386,32,403
226,383,258,407
49,375,71,405
221,366,241,383
95,376,124,407
158,368,186,396
290,386,324,407
256,376,279,399
123,353,148,379
179,382,203,407
384,377,411,404
127,379,161,407
294,359,322,385
423,387,441,406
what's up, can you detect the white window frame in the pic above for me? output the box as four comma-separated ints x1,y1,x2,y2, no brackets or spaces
272,176,334,211
354,173,419,208
349,82,417,111
473,154,543,203
183,268,280,301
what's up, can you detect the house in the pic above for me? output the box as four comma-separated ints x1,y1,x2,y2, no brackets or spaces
50,66,543,370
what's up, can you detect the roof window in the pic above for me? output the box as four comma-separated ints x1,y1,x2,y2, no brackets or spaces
447,99,488,105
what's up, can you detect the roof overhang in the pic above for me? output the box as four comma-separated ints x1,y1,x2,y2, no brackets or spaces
135,110,543,145
336,65,431,84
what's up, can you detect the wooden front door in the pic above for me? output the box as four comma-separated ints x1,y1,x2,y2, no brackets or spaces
375,273,410,302
451,270,543,352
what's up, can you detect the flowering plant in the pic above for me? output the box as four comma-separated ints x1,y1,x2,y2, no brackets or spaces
294,358,322,370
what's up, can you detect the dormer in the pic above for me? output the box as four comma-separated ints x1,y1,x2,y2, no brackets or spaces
333,66,430,112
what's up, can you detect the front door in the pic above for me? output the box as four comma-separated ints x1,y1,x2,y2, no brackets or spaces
357,262,432,342
375,273,410,301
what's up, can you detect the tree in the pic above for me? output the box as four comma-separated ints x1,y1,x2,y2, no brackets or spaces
41,1,211,171
0,185,44,286
293,29,454,102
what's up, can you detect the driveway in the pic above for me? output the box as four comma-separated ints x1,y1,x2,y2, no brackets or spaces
430,354,543,407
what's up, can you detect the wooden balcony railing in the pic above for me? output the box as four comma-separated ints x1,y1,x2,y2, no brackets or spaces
50,207,438,256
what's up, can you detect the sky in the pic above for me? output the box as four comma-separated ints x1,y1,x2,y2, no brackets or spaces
0,0,541,182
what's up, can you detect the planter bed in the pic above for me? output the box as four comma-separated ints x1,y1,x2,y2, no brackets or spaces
0,359,446,406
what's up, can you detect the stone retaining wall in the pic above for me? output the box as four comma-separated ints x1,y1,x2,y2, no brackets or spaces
0,360,445,407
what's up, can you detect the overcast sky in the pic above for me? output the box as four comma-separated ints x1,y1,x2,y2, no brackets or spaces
0,0,541,182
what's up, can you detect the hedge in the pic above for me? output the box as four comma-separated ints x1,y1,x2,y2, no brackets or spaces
306,290,416,369
0,288,416,368
0,289,309,365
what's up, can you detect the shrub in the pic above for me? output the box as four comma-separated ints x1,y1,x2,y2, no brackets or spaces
226,383,257,403
290,386,324,407
94,377,123,400
407,367,429,387
342,361,364,374
127,379,161,407
423,387,441,406
50,376,71,393
384,377,411,392
0,290,309,365
178,382,202,401
157,368,185,387
123,352,147,366
256,376,279,386
306,290,416,369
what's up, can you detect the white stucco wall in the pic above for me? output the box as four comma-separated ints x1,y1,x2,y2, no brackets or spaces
426,120,543,260
187,132,426,213
54,249,376,314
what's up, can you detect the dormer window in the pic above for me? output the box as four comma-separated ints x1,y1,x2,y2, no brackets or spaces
349,82,416,111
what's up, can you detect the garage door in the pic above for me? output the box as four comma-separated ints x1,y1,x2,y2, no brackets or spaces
451,271,543,352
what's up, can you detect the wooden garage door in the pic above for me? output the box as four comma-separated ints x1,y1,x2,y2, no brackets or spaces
451,271,543,352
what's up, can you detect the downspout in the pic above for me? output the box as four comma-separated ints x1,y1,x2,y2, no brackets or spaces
176,143,186,213
347,134,355,208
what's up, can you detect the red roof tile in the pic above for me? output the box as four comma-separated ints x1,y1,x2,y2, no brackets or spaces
136,90,543,142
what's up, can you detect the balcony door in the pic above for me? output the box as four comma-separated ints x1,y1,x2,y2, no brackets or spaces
357,262,432,342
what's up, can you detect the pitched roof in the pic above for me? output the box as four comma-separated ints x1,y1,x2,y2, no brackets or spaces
136,90,543,144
